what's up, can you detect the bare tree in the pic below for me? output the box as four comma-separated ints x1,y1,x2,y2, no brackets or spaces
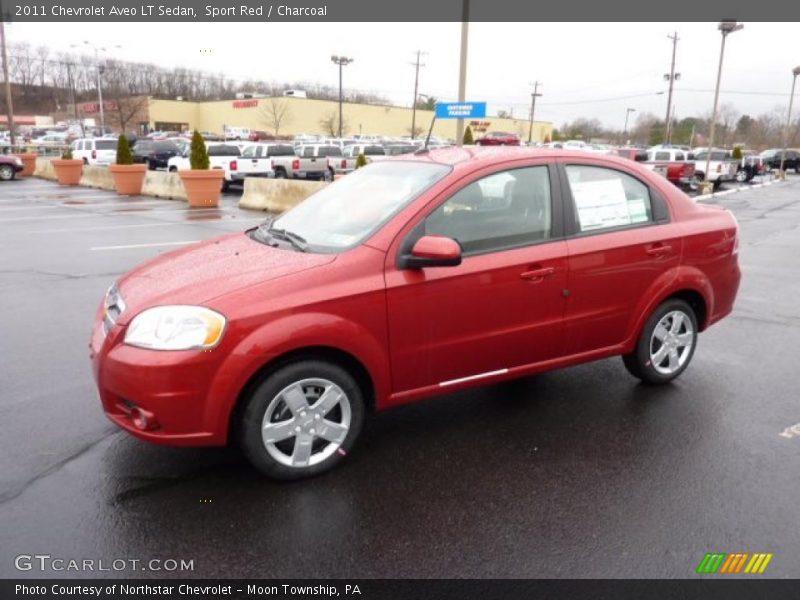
260,97,292,136
319,111,348,136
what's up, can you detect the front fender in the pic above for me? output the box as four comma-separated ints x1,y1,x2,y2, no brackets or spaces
202,312,391,443
623,265,714,352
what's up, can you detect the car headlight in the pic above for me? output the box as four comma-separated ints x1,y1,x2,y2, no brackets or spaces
124,306,226,350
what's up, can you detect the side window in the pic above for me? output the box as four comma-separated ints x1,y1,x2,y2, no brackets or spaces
303,147,315,158
242,146,255,158
675,152,685,161
424,166,552,255
655,151,670,161
565,165,653,233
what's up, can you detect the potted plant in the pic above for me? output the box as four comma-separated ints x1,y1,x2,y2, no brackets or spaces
51,147,83,186
109,135,147,196
12,146,37,177
179,130,224,207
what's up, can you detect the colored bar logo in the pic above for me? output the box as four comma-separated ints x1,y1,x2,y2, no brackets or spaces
696,552,773,574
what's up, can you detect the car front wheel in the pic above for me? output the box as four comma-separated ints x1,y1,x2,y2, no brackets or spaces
239,360,365,480
0,164,15,181
623,299,698,384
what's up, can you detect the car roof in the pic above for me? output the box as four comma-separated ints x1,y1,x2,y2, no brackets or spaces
392,146,643,172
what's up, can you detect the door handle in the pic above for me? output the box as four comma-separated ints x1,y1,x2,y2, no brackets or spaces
520,267,555,281
645,243,672,257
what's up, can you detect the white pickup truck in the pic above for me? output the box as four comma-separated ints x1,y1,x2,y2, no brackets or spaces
232,143,296,182
167,143,241,191
691,148,738,190
332,143,386,175
284,144,342,181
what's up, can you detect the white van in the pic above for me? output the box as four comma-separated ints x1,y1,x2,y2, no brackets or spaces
224,127,251,141
71,138,118,165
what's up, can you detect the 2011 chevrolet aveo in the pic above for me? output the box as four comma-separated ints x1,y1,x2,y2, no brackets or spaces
91,148,741,479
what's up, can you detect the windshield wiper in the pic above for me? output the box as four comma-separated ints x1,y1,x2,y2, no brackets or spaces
255,217,308,252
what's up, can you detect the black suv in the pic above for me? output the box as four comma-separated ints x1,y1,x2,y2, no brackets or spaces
760,149,800,172
132,139,185,170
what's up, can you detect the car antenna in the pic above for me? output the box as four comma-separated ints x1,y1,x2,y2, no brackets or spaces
415,115,437,154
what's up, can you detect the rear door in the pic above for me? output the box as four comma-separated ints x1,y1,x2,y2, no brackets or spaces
385,162,568,394
559,161,681,355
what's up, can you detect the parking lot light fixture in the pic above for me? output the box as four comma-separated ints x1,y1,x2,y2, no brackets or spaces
779,66,800,177
702,20,743,195
331,56,354,138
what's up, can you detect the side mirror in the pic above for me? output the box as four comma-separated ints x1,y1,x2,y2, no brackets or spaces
400,235,462,269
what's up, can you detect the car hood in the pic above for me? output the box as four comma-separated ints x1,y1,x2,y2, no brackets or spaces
115,232,336,322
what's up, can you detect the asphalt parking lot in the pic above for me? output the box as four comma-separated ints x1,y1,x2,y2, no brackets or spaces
1,175,799,579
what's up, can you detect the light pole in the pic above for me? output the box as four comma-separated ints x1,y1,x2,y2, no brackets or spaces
527,81,542,144
664,32,680,144
72,41,120,135
455,0,469,146
623,107,636,143
330,55,353,138
410,50,426,140
702,21,743,194
0,21,15,146
779,66,800,177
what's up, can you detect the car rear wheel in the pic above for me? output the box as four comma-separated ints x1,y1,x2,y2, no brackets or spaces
0,164,15,181
622,299,698,385
239,360,365,480
735,169,747,183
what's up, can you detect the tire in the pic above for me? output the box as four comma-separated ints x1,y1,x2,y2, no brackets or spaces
274,168,287,179
735,169,747,183
323,168,334,182
622,299,698,385
222,180,230,192
82,158,89,166
239,360,365,480
168,166,177,173
0,164,15,181
712,179,722,191
147,160,155,171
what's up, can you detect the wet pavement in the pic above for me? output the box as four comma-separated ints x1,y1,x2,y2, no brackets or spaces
1,176,799,579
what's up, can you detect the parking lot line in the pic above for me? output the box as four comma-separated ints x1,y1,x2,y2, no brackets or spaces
90,240,200,251
0,206,240,224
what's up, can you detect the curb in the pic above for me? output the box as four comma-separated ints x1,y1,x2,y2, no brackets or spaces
695,177,786,203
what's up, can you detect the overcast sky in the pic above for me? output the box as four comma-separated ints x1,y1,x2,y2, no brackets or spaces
6,21,799,129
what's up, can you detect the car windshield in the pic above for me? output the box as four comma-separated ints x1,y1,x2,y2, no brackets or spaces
269,161,450,252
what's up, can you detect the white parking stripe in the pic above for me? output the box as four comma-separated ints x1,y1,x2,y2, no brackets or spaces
31,217,264,234
0,206,237,223
90,240,200,251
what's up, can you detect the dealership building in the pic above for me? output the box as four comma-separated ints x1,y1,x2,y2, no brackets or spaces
85,95,553,141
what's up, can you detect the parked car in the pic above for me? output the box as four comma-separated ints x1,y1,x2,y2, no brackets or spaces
91,148,741,480
0,154,24,180
333,144,386,174
248,130,270,142
283,144,341,180
644,147,696,191
71,138,118,166
134,139,188,170
692,149,738,190
736,153,768,182
232,143,296,181
225,127,251,141
167,143,241,190
615,147,649,162
476,131,521,146
759,148,800,172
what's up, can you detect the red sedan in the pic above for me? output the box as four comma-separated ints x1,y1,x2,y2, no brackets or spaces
91,148,740,479
476,131,521,146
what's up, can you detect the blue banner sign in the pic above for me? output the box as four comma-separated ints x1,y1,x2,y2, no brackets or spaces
435,102,487,119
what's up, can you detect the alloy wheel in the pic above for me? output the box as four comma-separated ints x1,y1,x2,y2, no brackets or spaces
649,310,695,375
261,378,352,468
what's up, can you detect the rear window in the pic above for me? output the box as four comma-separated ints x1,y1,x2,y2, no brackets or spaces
154,141,178,151
208,145,241,156
94,140,117,150
654,151,671,161
134,141,153,150
267,145,295,157
317,146,342,157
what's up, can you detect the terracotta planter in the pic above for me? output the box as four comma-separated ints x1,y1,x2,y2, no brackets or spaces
12,152,37,177
179,169,225,207
109,163,147,196
52,159,84,186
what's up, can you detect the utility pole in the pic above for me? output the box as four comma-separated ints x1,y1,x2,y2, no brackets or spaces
455,0,469,146
664,31,680,145
330,55,354,138
0,21,15,146
527,81,542,144
410,50,426,140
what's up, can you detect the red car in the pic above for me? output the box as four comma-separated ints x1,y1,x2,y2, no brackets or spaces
476,131,521,146
248,130,270,142
91,148,741,479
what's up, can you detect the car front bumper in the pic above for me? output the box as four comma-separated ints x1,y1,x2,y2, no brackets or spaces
89,312,227,447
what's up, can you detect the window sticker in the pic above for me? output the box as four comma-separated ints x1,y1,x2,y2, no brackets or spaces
570,178,632,231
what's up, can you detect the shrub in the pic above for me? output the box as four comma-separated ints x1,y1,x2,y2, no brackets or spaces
116,134,134,165
356,153,368,169
61,147,73,160
463,125,474,145
189,130,209,170
731,146,743,160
